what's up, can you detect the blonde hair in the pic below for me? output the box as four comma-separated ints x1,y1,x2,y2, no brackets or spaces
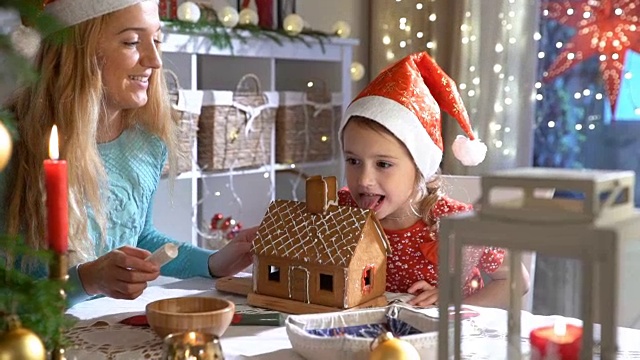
343,116,442,226
4,13,178,265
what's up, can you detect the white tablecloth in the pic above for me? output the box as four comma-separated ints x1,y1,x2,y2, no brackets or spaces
64,276,640,360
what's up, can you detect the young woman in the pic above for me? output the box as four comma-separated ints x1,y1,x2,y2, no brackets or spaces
0,0,254,307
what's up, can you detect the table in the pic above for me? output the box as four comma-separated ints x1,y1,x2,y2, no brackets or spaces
64,276,640,359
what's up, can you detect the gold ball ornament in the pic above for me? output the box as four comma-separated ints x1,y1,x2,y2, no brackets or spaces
332,20,351,38
177,1,201,23
369,332,420,360
283,14,304,35
0,121,12,172
0,316,46,360
239,8,259,26
219,6,240,28
350,61,366,81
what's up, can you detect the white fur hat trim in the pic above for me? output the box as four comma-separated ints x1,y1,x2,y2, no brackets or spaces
45,0,159,27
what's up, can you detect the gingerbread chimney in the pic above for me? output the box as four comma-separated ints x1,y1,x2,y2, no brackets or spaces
306,176,338,214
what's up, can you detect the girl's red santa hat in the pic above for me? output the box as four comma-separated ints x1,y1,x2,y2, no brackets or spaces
340,51,487,179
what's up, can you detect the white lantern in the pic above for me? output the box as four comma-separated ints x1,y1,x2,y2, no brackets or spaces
283,14,304,35
218,6,239,28
350,62,365,81
437,167,640,359
238,8,259,26
332,20,351,38
177,1,201,23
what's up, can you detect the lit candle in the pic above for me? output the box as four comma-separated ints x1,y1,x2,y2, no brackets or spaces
43,125,68,254
529,318,582,360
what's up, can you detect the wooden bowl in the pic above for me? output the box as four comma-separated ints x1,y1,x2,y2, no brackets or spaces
146,296,235,338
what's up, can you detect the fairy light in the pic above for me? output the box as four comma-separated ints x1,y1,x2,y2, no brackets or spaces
505,98,513,105
548,121,556,128
416,3,423,10
583,89,591,96
595,93,603,100
417,31,424,38
459,83,467,90
574,92,582,99
535,82,542,89
495,43,504,53
382,35,391,45
400,40,407,48
625,72,633,80
429,13,437,21
494,64,502,73
589,124,596,130
538,51,546,59
533,32,542,41
536,94,544,101
575,124,583,131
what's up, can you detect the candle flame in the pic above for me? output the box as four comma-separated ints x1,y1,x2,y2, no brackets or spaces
186,331,197,344
49,125,59,160
553,319,567,337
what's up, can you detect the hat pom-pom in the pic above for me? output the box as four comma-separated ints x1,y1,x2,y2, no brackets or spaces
10,25,41,61
452,135,487,166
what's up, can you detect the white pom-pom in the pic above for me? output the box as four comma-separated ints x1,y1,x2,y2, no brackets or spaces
10,25,41,61
452,135,487,166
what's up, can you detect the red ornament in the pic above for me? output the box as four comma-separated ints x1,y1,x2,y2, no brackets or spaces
210,213,242,240
542,0,640,116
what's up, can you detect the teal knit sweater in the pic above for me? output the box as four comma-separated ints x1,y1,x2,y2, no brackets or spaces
0,126,213,307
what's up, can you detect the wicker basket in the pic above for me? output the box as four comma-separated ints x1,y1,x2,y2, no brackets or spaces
275,83,342,164
198,74,278,171
163,70,202,175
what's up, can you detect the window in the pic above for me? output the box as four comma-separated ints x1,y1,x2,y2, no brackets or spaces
268,265,280,282
363,267,373,287
362,265,375,294
319,273,333,292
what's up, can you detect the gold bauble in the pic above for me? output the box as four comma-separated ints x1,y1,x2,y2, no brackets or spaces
369,332,420,360
0,316,46,360
0,121,12,172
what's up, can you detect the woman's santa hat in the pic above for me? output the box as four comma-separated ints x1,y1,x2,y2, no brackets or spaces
11,0,158,59
43,0,158,27
341,51,487,179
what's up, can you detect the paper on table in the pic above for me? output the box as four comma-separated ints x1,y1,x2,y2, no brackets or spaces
65,276,247,326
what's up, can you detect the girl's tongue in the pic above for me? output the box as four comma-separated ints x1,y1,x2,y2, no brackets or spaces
359,194,384,210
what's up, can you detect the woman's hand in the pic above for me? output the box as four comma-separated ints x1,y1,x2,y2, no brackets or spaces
78,246,160,300
208,226,257,277
407,280,439,307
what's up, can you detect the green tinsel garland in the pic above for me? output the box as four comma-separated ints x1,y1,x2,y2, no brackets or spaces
161,18,334,55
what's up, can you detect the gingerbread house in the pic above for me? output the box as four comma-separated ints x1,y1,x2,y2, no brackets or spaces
248,176,391,314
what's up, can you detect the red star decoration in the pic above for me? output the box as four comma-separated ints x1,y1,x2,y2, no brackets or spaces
542,0,640,115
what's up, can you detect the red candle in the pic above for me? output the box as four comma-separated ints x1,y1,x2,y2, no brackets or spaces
43,125,68,254
530,319,582,360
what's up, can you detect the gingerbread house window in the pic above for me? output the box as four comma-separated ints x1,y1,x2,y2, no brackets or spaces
268,265,280,282
362,265,375,293
319,273,334,292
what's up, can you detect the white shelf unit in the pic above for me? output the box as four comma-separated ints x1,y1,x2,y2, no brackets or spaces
153,31,359,247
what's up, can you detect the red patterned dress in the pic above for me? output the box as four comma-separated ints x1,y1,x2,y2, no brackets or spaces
338,189,505,297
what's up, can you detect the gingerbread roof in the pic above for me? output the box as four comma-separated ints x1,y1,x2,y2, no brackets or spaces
253,200,389,268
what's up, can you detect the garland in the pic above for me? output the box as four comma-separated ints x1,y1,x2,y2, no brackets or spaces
162,18,334,55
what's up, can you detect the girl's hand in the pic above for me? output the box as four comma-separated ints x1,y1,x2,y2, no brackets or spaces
208,226,257,277
78,246,161,300
407,280,439,307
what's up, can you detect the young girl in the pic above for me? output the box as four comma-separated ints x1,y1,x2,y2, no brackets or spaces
338,51,529,308
0,0,254,307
